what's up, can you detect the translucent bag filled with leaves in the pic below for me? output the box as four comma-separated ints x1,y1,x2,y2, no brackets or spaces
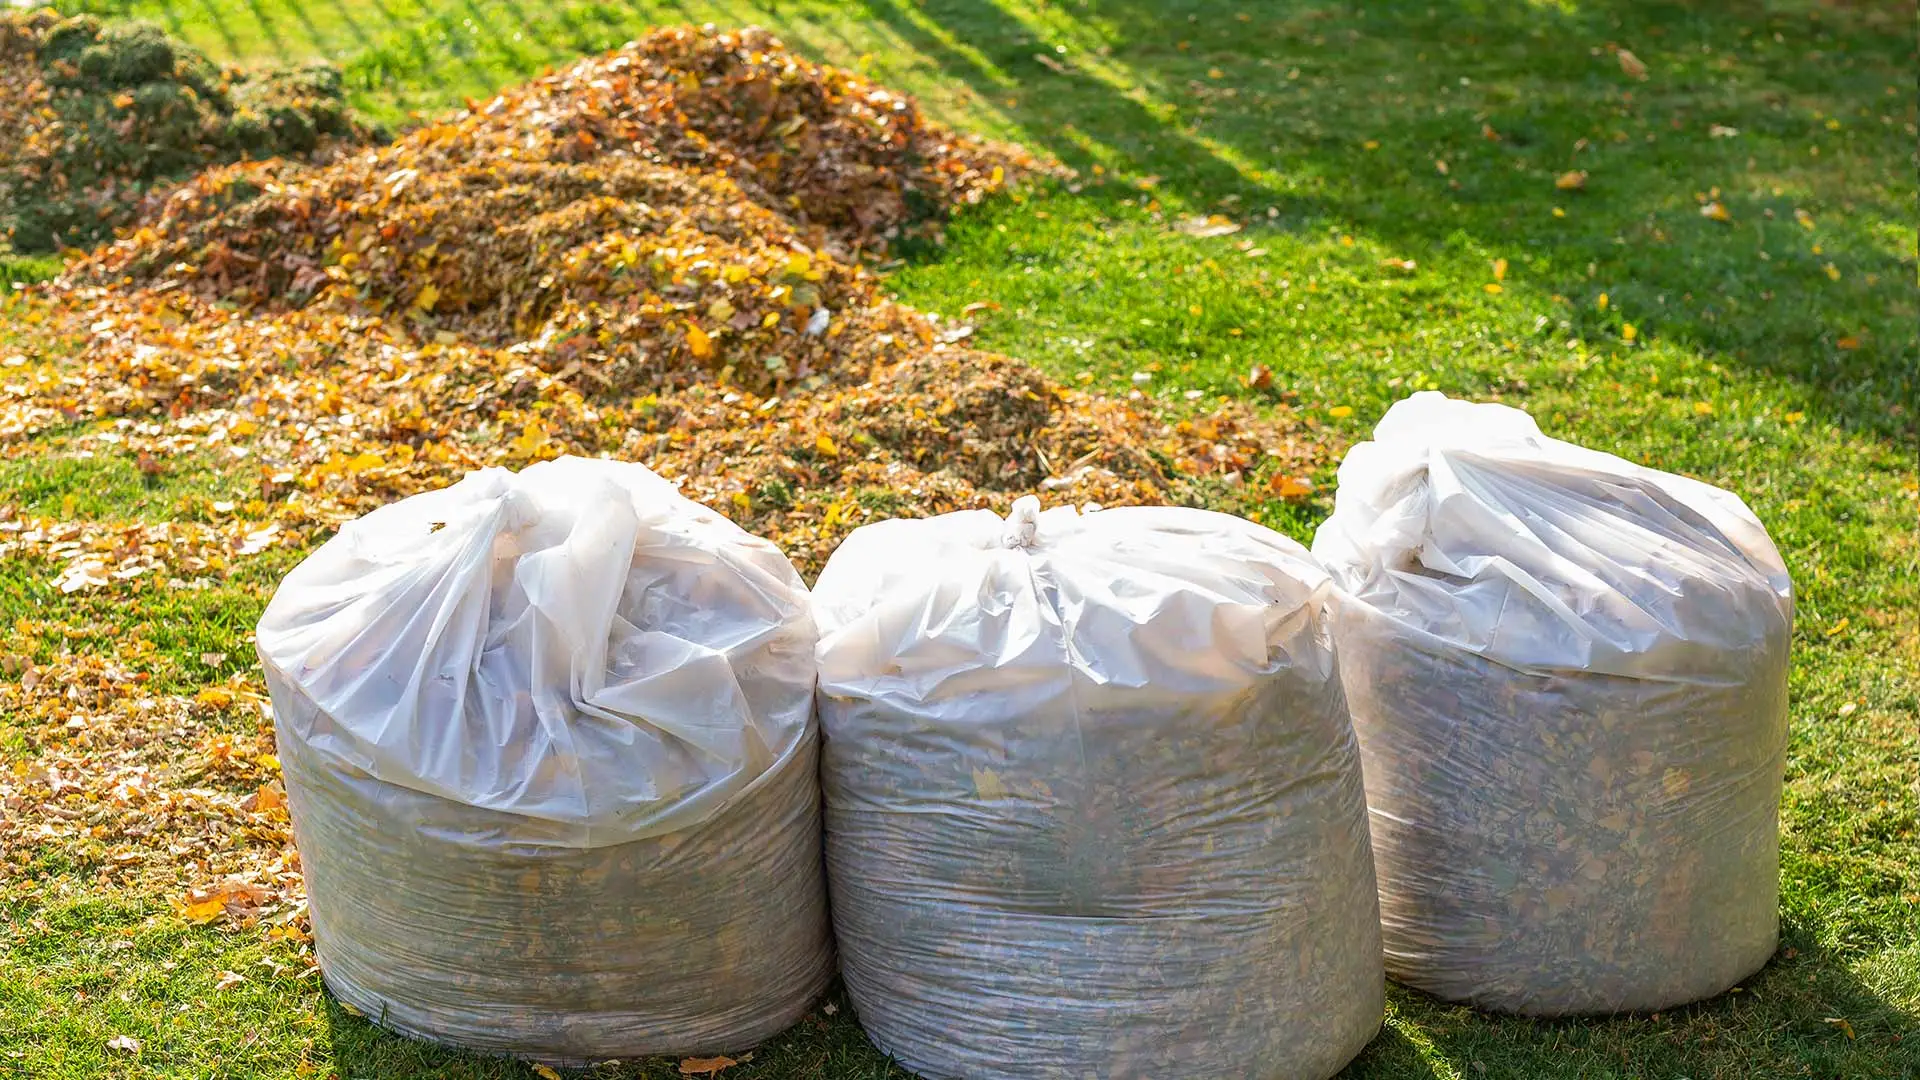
256,456,831,1063
813,496,1384,1080
1312,392,1793,1016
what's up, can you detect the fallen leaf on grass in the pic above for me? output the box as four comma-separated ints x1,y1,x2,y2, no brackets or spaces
1824,263,1842,281
236,523,281,556
1268,474,1314,499
679,1056,737,1076
1824,1018,1856,1040
1616,49,1648,80
1709,124,1739,138
1700,201,1732,223
106,1035,141,1054
1492,258,1508,282
533,1065,564,1080
1246,364,1273,390
214,970,247,991
1836,335,1860,350
1380,258,1416,272
1173,214,1241,237
1555,170,1588,191
1327,405,1354,419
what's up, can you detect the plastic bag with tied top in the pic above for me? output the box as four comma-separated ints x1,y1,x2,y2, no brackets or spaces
256,456,832,1063
1313,392,1793,1016
814,496,1384,1080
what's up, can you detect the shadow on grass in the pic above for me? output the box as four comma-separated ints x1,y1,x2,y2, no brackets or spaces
312,930,1914,1080
1357,930,1918,1079
850,0,1916,442
321,983,912,1080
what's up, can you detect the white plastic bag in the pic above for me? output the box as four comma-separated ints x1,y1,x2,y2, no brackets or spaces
257,456,832,1063
814,497,1383,1080
1313,392,1793,1016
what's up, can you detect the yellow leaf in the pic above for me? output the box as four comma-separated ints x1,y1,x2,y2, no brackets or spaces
1823,263,1841,281
1492,258,1508,281
1338,235,1354,248
990,165,1005,186
707,298,735,321
1794,208,1815,231
196,687,235,709
1188,303,1204,315
815,434,839,457
412,284,440,312
1551,207,1566,218
1597,293,1609,312
1825,618,1850,638
533,1066,563,1080
1694,401,1714,416
679,1056,738,1076
1785,411,1805,424
1824,1018,1855,1040
685,322,714,359
1622,323,1637,342
343,451,384,474
1555,170,1588,191
1328,405,1354,419
256,754,281,773
972,768,1007,800
1363,139,1380,150
1699,201,1732,223
1483,283,1504,294
179,897,226,924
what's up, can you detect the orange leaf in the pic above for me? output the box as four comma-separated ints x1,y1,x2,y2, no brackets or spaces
1555,170,1587,191
679,1057,737,1076
685,322,714,360
1269,474,1314,499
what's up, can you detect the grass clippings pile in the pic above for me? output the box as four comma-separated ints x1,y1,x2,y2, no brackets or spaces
0,25,1315,933
0,8,367,254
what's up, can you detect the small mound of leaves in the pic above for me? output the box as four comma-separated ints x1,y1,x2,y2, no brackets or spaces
7,25,1320,579
0,8,370,254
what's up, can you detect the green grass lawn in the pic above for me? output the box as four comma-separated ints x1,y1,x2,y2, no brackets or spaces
6,1,1917,1078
